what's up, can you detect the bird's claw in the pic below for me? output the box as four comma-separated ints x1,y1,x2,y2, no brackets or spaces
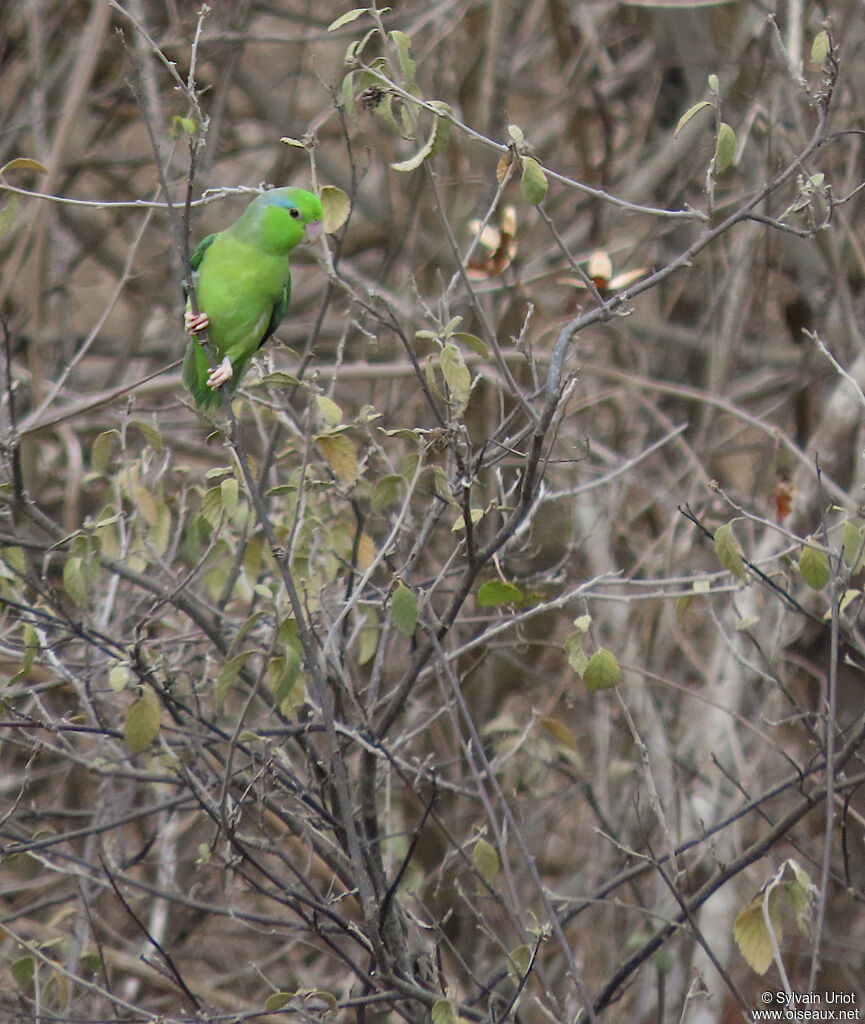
207,356,234,390
185,310,210,334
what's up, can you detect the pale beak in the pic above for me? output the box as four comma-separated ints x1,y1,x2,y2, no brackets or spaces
304,220,324,244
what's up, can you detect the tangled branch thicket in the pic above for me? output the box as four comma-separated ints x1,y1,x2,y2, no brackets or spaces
2,2,865,1022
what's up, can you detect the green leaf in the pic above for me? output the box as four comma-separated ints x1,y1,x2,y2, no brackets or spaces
675,100,712,137
269,648,304,713
477,580,523,606
171,115,197,136
91,430,118,472
507,124,525,146
321,185,350,233
11,622,38,683
265,992,295,1012
0,195,19,238
714,520,747,581
108,663,129,692
392,582,418,636
221,477,239,519
201,485,223,527
63,555,88,608
391,103,451,172
125,688,161,754
520,156,548,204
713,122,736,175
506,943,532,986
453,332,489,358
316,394,344,425
432,999,459,1024
451,507,486,532
440,342,471,416
327,8,368,31
341,71,356,118
799,539,831,591
784,859,817,933
564,629,588,676
371,474,403,513
811,29,830,67
390,30,416,93
131,419,164,453
11,955,34,991
258,370,301,387
583,648,620,691
216,650,254,708
472,838,500,886
841,521,865,569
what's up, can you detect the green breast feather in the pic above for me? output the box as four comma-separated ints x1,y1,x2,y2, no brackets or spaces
182,187,323,411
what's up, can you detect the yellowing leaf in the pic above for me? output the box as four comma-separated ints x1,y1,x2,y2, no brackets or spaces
356,532,376,570
540,717,577,750
321,185,350,233
0,157,48,176
713,122,736,175
583,648,620,691
125,688,161,754
316,433,359,486
520,156,548,205
392,582,417,636
675,100,712,137
134,485,158,526
714,520,747,581
799,540,831,591
472,837,500,886
733,891,781,975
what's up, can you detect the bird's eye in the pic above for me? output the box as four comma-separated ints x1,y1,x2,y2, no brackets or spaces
289,208,300,219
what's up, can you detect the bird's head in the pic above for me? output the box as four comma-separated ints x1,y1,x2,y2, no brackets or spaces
250,187,324,253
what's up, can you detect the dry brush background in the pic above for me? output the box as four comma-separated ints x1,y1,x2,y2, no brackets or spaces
1,1,865,1023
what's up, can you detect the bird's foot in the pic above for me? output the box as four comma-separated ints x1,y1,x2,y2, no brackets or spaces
185,310,210,334
207,356,234,390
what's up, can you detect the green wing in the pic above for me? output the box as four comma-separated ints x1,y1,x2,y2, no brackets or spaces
258,273,291,351
190,233,216,272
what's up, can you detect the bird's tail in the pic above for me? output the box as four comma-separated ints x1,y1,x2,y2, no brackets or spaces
182,339,231,411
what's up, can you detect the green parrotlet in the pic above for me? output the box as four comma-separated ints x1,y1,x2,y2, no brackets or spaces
183,187,323,411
